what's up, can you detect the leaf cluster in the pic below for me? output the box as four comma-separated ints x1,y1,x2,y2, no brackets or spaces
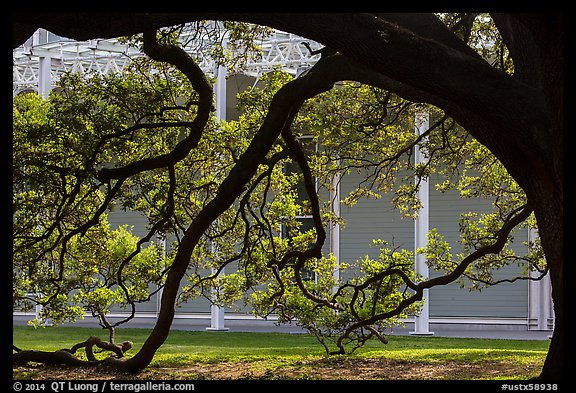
13,17,544,356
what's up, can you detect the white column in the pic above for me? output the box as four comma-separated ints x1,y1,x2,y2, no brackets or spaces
156,235,166,317
206,280,228,331
34,296,43,320
206,38,229,331
33,292,52,326
411,111,434,336
213,58,227,126
38,55,52,99
527,228,553,331
330,163,341,287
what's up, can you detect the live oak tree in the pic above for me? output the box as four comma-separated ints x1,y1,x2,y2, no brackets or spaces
12,13,563,380
12,70,178,351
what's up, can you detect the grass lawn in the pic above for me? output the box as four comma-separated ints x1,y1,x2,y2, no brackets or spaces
13,325,549,380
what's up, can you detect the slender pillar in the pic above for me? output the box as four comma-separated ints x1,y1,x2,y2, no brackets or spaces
411,111,434,336
34,39,52,326
330,162,341,287
527,228,553,331
38,55,52,99
206,37,229,331
206,283,228,331
213,56,227,126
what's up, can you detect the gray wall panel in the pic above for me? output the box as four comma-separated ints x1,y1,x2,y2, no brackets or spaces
427,179,528,318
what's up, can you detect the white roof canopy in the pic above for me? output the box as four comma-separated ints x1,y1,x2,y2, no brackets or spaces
13,23,323,95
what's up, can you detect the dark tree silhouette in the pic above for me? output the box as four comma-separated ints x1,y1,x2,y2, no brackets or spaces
12,13,563,380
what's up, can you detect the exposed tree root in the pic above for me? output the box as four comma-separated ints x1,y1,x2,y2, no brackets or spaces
13,336,133,368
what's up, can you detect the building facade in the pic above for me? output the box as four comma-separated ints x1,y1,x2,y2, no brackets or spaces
13,28,554,333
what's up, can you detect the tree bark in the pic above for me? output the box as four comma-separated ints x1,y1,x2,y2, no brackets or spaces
526,179,563,380
493,14,563,380
13,336,132,367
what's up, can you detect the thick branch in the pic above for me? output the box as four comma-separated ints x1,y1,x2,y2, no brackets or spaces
13,13,544,122
14,13,553,191
13,336,132,366
97,30,212,182
123,52,348,373
67,336,132,361
13,349,96,367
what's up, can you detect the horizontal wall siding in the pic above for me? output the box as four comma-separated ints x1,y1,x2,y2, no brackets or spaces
104,168,530,320
107,208,151,240
338,172,413,284
427,177,528,318
337,171,528,319
106,207,215,315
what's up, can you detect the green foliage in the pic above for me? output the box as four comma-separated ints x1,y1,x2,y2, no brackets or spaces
12,59,182,331
232,67,544,352
13,17,544,356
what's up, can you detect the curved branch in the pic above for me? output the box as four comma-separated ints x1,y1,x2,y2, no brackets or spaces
421,203,532,289
97,30,212,182
281,128,326,260
66,336,132,360
13,336,132,366
332,203,533,353
124,49,349,373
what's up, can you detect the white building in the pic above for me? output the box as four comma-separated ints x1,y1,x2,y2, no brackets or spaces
13,27,554,334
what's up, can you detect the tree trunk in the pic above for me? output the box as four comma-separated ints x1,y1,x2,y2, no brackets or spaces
529,179,563,380
541,304,563,380
525,17,563,378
